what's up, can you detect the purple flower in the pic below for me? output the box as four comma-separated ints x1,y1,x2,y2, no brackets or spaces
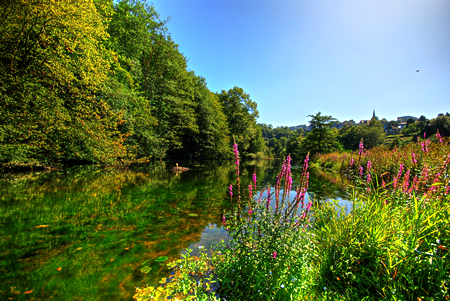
272,251,277,259
411,152,417,164
228,184,233,196
436,131,443,143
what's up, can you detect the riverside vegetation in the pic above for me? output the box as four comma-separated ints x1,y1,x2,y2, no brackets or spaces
0,0,265,168
135,136,449,300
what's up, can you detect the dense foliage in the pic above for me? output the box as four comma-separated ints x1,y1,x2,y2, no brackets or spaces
0,0,264,167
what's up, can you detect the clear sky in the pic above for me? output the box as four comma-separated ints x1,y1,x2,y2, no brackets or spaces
151,0,449,127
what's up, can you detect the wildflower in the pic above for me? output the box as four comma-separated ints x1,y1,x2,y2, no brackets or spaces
248,184,253,198
350,156,354,166
199,246,204,249
252,173,257,188
272,251,277,259
281,284,285,289
228,184,233,196
248,209,253,215
358,141,364,155
233,143,240,175
367,160,372,171
359,166,363,177
222,216,227,225
411,152,417,164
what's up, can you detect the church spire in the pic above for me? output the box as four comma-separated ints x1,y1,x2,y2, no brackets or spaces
373,109,376,118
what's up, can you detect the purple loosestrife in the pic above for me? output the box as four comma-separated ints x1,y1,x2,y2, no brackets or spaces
233,143,240,175
359,166,364,177
272,251,277,259
252,173,257,188
228,184,233,196
411,152,417,165
366,161,372,183
409,176,419,193
403,169,411,192
436,130,443,143
358,140,364,155
248,184,253,199
420,166,429,187
350,156,354,166
222,216,227,225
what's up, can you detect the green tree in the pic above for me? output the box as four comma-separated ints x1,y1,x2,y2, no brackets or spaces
107,0,198,159
0,0,126,165
218,87,262,155
303,112,340,155
171,73,230,159
338,117,385,150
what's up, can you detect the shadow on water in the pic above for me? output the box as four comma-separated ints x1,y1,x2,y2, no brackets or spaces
0,160,351,300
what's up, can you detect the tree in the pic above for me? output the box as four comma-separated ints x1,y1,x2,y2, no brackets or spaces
305,112,339,155
171,73,230,159
218,87,262,155
0,0,126,165
338,117,385,150
107,0,198,159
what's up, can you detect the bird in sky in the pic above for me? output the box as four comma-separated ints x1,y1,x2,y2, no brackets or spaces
416,69,420,72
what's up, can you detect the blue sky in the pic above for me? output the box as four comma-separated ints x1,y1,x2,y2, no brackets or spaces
151,0,450,127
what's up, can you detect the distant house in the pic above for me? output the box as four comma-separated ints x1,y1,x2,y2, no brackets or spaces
359,120,370,125
385,124,400,135
331,122,344,130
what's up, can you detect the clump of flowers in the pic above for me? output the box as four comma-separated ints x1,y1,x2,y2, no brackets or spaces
214,145,312,300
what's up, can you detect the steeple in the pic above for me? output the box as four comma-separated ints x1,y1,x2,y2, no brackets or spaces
372,109,376,118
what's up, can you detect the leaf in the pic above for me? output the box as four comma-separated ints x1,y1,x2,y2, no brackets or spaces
140,266,152,274
57,267,62,271
24,290,33,294
35,225,49,228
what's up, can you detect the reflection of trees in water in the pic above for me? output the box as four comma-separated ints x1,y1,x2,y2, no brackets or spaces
303,168,351,203
0,162,245,300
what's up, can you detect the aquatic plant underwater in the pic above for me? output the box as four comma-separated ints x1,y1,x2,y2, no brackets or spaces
135,136,449,300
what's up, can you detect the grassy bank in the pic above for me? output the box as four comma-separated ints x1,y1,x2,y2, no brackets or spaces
135,138,449,300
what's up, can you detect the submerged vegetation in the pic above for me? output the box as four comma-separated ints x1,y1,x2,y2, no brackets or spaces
135,138,449,300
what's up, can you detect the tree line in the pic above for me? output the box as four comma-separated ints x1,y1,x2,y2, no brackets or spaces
0,0,264,166
261,112,450,161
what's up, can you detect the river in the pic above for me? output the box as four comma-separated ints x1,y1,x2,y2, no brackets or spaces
0,159,350,300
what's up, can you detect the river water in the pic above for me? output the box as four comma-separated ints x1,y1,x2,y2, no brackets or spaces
0,160,350,300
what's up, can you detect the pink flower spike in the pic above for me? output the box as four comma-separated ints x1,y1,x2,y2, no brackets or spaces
272,251,277,259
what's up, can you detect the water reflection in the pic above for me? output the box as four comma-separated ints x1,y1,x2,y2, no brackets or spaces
0,160,351,300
